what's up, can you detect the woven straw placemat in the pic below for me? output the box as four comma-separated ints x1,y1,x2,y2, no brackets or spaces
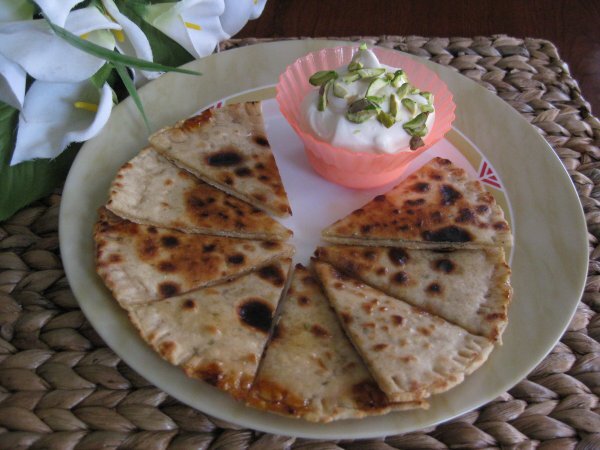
0,35,599,449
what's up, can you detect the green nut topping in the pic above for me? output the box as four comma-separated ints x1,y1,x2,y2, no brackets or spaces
333,80,350,98
420,103,434,113
401,98,417,115
359,42,368,51
377,110,396,128
391,70,407,87
341,72,361,83
410,136,425,150
357,68,386,79
318,80,332,111
389,93,400,118
403,112,429,135
422,91,433,103
309,70,338,86
346,98,379,123
396,83,411,98
366,77,389,97
348,60,364,72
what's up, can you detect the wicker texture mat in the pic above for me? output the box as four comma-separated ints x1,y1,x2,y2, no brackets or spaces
0,35,599,449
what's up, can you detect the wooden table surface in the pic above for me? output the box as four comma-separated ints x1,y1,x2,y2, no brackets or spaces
238,0,600,115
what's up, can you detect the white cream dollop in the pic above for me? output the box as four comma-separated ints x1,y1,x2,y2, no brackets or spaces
302,47,435,154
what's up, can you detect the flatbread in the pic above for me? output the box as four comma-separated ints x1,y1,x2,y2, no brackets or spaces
106,147,292,241
316,245,512,342
314,261,494,402
248,264,427,422
149,102,292,217
128,258,292,400
322,157,512,249
94,208,294,309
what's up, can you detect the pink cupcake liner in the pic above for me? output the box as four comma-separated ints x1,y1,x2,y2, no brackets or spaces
276,45,456,189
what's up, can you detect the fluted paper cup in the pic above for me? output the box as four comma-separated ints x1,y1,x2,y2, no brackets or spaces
276,45,456,189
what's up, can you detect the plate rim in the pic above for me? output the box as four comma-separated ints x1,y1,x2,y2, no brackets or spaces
59,39,588,439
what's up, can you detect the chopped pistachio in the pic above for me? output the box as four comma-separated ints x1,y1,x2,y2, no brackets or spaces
333,80,350,98
385,72,395,81
366,77,389,97
420,103,434,113
341,72,361,83
309,70,338,86
421,91,433,103
359,42,368,51
401,98,417,115
389,93,400,118
410,86,421,95
365,95,385,105
377,110,396,128
396,83,411,98
403,112,429,134
410,136,425,150
318,80,332,111
357,67,386,79
391,69,408,87
348,60,364,71
346,98,379,123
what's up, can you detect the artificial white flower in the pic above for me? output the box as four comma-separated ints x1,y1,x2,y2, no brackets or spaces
144,0,229,59
34,0,84,27
101,0,159,84
0,7,118,84
220,0,267,36
10,80,114,166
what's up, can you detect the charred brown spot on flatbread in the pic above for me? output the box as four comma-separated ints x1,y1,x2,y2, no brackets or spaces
158,341,176,359
108,254,122,263
373,195,386,202
373,343,388,352
258,264,285,287
227,254,245,265
234,167,252,177
161,236,179,248
391,271,409,284
388,248,409,265
238,298,273,333
352,380,389,409
181,109,212,131
158,261,177,272
405,198,426,206
182,299,196,310
261,241,279,249
392,315,404,326
422,226,473,243
194,362,223,386
440,184,462,205
311,324,331,338
158,281,180,298
494,221,509,230
147,226,158,234
476,204,490,214
412,182,430,193
362,249,377,260
253,135,269,146
362,299,379,315
433,258,456,273
141,239,158,258
297,296,311,306
457,208,475,223
206,148,244,167
341,312,353,324
203,244,216,253
426,282,442,294
271,323,283,341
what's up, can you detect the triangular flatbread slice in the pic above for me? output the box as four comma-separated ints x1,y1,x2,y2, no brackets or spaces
322,157,512,249
94,208,294,309
314,261,494,402
128,258,292,400
149,102,292,217
106,147,292,241
316,245,512,342
248,264,427,422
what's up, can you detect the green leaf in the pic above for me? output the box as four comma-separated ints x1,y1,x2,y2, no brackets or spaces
113,62,151,132
0,103,80,221
115,0,193,67
90,63,114,89
47,21,200,75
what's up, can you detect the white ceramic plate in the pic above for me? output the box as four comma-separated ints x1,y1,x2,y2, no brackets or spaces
59,40,588,439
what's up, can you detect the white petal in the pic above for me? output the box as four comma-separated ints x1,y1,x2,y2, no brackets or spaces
65,6,121,35
146,0,227,58
62,82,113,147
10,80,114,165
33,0,83,27
102,0,159,83
0,52,26,109
0,0,35,22
220,0,266,36
0,20,112,82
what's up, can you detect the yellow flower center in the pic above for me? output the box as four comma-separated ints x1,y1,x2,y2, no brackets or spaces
74,102,99,113
112,29,125,42
80,33,89,40
184,21,202,31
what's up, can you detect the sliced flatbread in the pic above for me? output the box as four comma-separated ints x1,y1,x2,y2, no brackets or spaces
314,261,494,402
248,264,427,422
106,147,292,241
149,102,292,217
322,157,512,249
316,245,512,342
94,208,294,309
128,258,292,400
